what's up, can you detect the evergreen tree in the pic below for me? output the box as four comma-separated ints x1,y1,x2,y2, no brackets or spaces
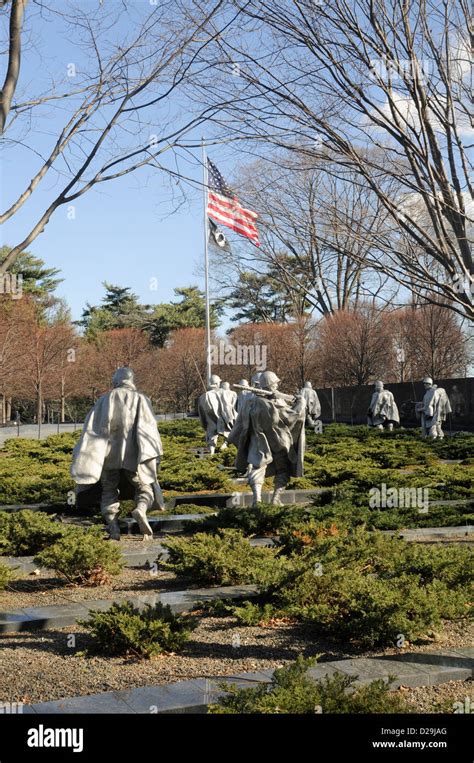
145,286,223,347
79,283,150,337
227,259,310,323
0,246,62,301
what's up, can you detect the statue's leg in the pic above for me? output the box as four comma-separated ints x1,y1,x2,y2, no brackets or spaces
207,426,218,455
100,470,121,541
248,465,265,506
436,423,444,439
271,451,290,505
127,471,154,540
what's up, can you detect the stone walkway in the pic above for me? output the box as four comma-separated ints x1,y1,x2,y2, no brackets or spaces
0,416,191,445
1,536,274,574
0,584,258,633
23,647,473,714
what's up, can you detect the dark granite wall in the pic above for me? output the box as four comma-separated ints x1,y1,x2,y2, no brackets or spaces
317,377,474,430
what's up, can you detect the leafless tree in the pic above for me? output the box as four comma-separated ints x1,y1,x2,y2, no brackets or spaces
200,0,473,319
214,154,397,316
0,0,239,273
317,304,394,386
392,303,471,379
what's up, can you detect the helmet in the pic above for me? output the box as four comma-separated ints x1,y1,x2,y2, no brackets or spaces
375,380,384,390
304,381,312,389
259,371,280,390
221,381,230,390
112,367,134,387
209,374,221,387
239,379,249,387
423,377,433,386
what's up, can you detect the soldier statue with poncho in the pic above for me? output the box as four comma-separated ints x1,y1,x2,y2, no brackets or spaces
229,371,306,506
71,367,164,541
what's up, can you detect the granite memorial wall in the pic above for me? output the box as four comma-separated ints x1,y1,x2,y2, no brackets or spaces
317,377,474,430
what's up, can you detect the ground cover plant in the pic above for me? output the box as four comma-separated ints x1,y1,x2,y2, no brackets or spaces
35,527,123,585
167,522,472,648
0,561,14,590
209,656,412,714
79,601,194,658
161,528,286,587
0,422,232,504
0,424,471,508
0,510,68,555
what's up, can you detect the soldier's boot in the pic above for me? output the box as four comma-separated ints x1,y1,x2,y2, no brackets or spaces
209,445,216,455
132,503,154,541
102,508,121,541
271,486,285,506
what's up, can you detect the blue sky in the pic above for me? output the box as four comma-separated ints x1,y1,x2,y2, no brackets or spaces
4,155,208,320
1,1,236,323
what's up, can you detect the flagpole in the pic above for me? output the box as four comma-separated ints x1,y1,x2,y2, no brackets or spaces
202,137,212,385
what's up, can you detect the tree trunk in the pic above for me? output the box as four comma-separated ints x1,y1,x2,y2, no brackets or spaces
36,382,42,425
6,397,12,421
61,376,65,423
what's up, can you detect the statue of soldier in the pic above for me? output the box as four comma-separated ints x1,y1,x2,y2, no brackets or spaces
71,367,163,541
300,381,321,429
198,374,223,454
236,378,252,412
228,370,306,506
218,381,238,449
417,377,452,439
367,381,400,431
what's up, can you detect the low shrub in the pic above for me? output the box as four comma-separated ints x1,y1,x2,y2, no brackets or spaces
200,503,321,536
0,561,14,589
279,567,465,647
226,526,472,647
79,601,193,658
169,503,216,515
307,495,474,531
231,600,279,626
0,510,67,555
209,656,411,714
35,527,123,585
161,528,286,587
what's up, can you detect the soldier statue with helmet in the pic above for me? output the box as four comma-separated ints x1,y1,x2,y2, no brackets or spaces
229,371,306,506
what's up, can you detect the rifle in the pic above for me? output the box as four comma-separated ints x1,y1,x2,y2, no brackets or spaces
233,383,296,403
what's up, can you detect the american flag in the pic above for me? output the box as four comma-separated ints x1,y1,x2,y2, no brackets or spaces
206,159,260,246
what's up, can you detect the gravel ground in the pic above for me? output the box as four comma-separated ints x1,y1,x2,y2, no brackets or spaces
399,679,472,713
0,538,195,609
0,568,188,609
0,613,471,709
1,542,472,712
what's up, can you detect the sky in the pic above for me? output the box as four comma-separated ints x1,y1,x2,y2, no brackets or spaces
2,1,471,338
1,1,237,324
